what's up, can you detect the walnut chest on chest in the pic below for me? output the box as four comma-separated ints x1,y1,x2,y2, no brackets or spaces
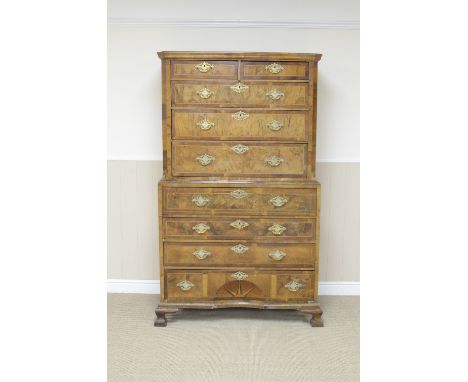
155,51,323,327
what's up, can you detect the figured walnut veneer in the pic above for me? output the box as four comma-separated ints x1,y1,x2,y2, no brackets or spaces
155,52,323,328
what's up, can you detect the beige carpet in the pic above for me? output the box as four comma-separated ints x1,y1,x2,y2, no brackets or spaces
108,294,359,382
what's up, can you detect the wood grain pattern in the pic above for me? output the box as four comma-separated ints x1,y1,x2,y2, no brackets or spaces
164,241,316,267
165,269,315,302
241,61,309,80
172,81,309,108
162,59,172,178
171,60,237,79
154,51,324,326
163,186,317,216
172,109,309,141
158,51,322,62
163,216,316,241
308,61,318,178
172,141,307,178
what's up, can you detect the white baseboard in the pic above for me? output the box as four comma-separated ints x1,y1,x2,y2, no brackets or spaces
107,279,359,296
318,282,360,295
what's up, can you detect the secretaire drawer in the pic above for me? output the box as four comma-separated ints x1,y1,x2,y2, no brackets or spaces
172,81,309,108
240,61,309,80
164,242,316,268
172,109,309,141
171,60,238,79
163,217,316,241
165,269,315,302
172,141,307,178
163,187,317,216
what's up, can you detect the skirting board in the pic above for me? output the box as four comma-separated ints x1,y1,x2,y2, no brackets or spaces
107,279,360,296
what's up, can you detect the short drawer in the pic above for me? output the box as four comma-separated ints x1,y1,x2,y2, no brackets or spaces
163,187,317,216
241,61,309,80
164,242,316,268
172,109,309,141
172,141,307,178
171,60,238,79
163,217,316,241
172,81,309,108
165,269,315,302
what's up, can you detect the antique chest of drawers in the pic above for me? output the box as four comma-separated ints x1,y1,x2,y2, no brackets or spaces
155,52,323,327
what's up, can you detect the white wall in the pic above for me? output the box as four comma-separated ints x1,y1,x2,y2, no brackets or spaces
107,26,360,162
108,0,360,24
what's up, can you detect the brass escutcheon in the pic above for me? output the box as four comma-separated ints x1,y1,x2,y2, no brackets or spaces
195,62,214,73
177,280,195,291
265,62,284,74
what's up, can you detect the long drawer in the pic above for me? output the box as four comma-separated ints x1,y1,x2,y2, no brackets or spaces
163,186,317,216
163,217,316,241
172,109,309,141
172,141,307,178
172,81,309,108
164,242,316,268
165,269,315,302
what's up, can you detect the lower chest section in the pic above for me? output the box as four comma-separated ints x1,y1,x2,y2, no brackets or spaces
159,181,320,304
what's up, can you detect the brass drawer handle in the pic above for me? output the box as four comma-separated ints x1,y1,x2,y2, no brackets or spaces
265,62,284,74
265,156,283,167
231,271,248,280
196,154,215,166
192,223,210,234
230,189,249,199
230,82,249,93
197,87,214,99
192,195,210,207
192,249,211,260
266,89,284,100
196,117,214,130
268,250,287,261
266,120,284,131
230,219,249,230
231,144,249,154
195,61,214,73
285,279,306,292
232,111,249,120
269,196,289,207
177,280,195,291
231,244,249,254
268,224,287,235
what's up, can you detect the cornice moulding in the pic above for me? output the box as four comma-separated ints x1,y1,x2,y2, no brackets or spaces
107,18,360,29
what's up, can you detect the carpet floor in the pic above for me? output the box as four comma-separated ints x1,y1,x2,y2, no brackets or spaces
108,294,359,382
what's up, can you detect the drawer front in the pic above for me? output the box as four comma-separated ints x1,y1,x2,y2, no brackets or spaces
163,187,317,216
171,60,238,79
172,141,307,178
172,109,308,141
172,81,308,108
166,270,315,302
241,61,309,80
163,217,316,241
164,242,316,267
